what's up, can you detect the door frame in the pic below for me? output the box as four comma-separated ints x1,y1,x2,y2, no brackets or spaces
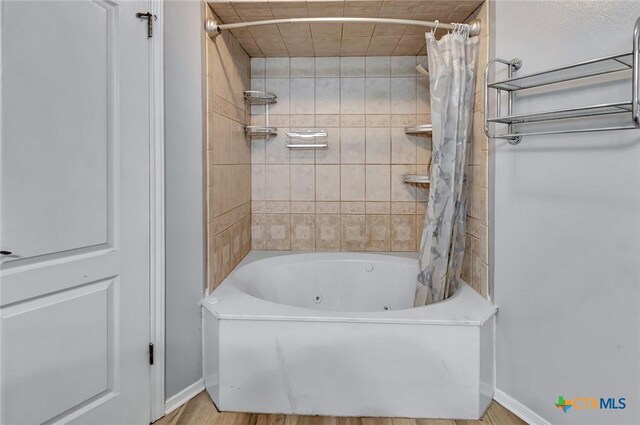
148,0,165,421
0,0,166,422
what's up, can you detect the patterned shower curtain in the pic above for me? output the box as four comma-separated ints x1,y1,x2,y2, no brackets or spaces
415,30,479,306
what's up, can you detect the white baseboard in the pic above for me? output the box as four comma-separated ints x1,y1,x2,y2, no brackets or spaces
164,378,205,415
494,389,552,425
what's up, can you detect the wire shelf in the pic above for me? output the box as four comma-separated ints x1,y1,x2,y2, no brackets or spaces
244,91,277,105
245,126,277,139
483,16,640,143
488,53,633,92
487,101,633,125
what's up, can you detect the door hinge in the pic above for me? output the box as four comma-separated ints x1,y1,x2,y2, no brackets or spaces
136,12,157,38
149,343,154,365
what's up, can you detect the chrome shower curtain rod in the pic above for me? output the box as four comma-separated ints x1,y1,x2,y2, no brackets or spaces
204,17,481,39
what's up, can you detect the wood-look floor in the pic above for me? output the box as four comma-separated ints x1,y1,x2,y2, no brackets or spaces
154,391,527,425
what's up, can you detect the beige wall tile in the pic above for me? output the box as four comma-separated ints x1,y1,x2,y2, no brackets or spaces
391,201,416,215
341,201,365,215
265,201,290,214
265,164,291,200
391,214,416,251
341,164,365,200
291,164,315,200
365,165,391,201
316,214,341,251
416,134,432,165
340,78,366,114
251,164,265,200
316,115,341,128
316,201,340,214
244,54,486,262
391,114,417,127
290,114,316,128
251,57,265,78
316,78,341,114
266,214,291,250
340,114,365,127
367,36,401,55
279,23,312,38
391,56,417,77
284,39,315,57
291,214,315,250
391,164,416,201
313,36,342,56
315,57,340,77
365,78,391,114
266,58,290,77
290,78,315,114
256,37,288,56
340,57,365,77
266,79,290,115
365,127,390,163
252,200,266,214
343,24,375,38
265,130,290,164
417,77,431,114
341,37,370,56
340,127,366,163
366,201,391,214
291,201,315,214
341,214,366,251
365,114,390,127
366,215,391,251
391,77,417,114
316,164,341,201
365,57,390,77
391,127,417,164
290,57,315,77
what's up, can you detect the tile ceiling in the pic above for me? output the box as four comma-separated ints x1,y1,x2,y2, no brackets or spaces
208,1,483,57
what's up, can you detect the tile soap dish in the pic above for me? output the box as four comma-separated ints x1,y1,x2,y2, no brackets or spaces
403,174,431,184
404,124,433,135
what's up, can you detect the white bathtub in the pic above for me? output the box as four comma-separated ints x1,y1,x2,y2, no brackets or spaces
202,251,496,419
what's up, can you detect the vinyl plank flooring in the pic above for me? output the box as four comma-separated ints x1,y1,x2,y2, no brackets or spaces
484,402,527,425
155,392,526,425
250,413,287,425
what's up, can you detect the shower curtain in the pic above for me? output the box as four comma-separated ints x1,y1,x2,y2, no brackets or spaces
415,30,479,306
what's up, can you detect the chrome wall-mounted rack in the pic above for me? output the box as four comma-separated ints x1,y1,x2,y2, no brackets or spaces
244,91,277,140
484,17,640,144
286,130,328,149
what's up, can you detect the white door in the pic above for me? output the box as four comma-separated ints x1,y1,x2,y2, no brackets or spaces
1,1,153,424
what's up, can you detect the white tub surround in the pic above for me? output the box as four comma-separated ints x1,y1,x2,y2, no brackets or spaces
203,251,496,419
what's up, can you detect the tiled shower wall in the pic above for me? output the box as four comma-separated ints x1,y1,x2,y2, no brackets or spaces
205,3,490,296
205,7,252,291
461,2,490,297
250,56,432,252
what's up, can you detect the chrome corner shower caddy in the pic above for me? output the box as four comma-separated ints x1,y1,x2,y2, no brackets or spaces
484,17,640,144
244,90,277,140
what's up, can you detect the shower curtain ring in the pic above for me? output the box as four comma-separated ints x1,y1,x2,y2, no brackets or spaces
431,20,439,34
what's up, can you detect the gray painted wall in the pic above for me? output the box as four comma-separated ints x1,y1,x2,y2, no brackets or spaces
492,1,640,424
164,1,205,400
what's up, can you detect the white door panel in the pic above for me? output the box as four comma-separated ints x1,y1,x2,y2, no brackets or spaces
2,279,113,425
1,1,152,424
2,0,113,260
